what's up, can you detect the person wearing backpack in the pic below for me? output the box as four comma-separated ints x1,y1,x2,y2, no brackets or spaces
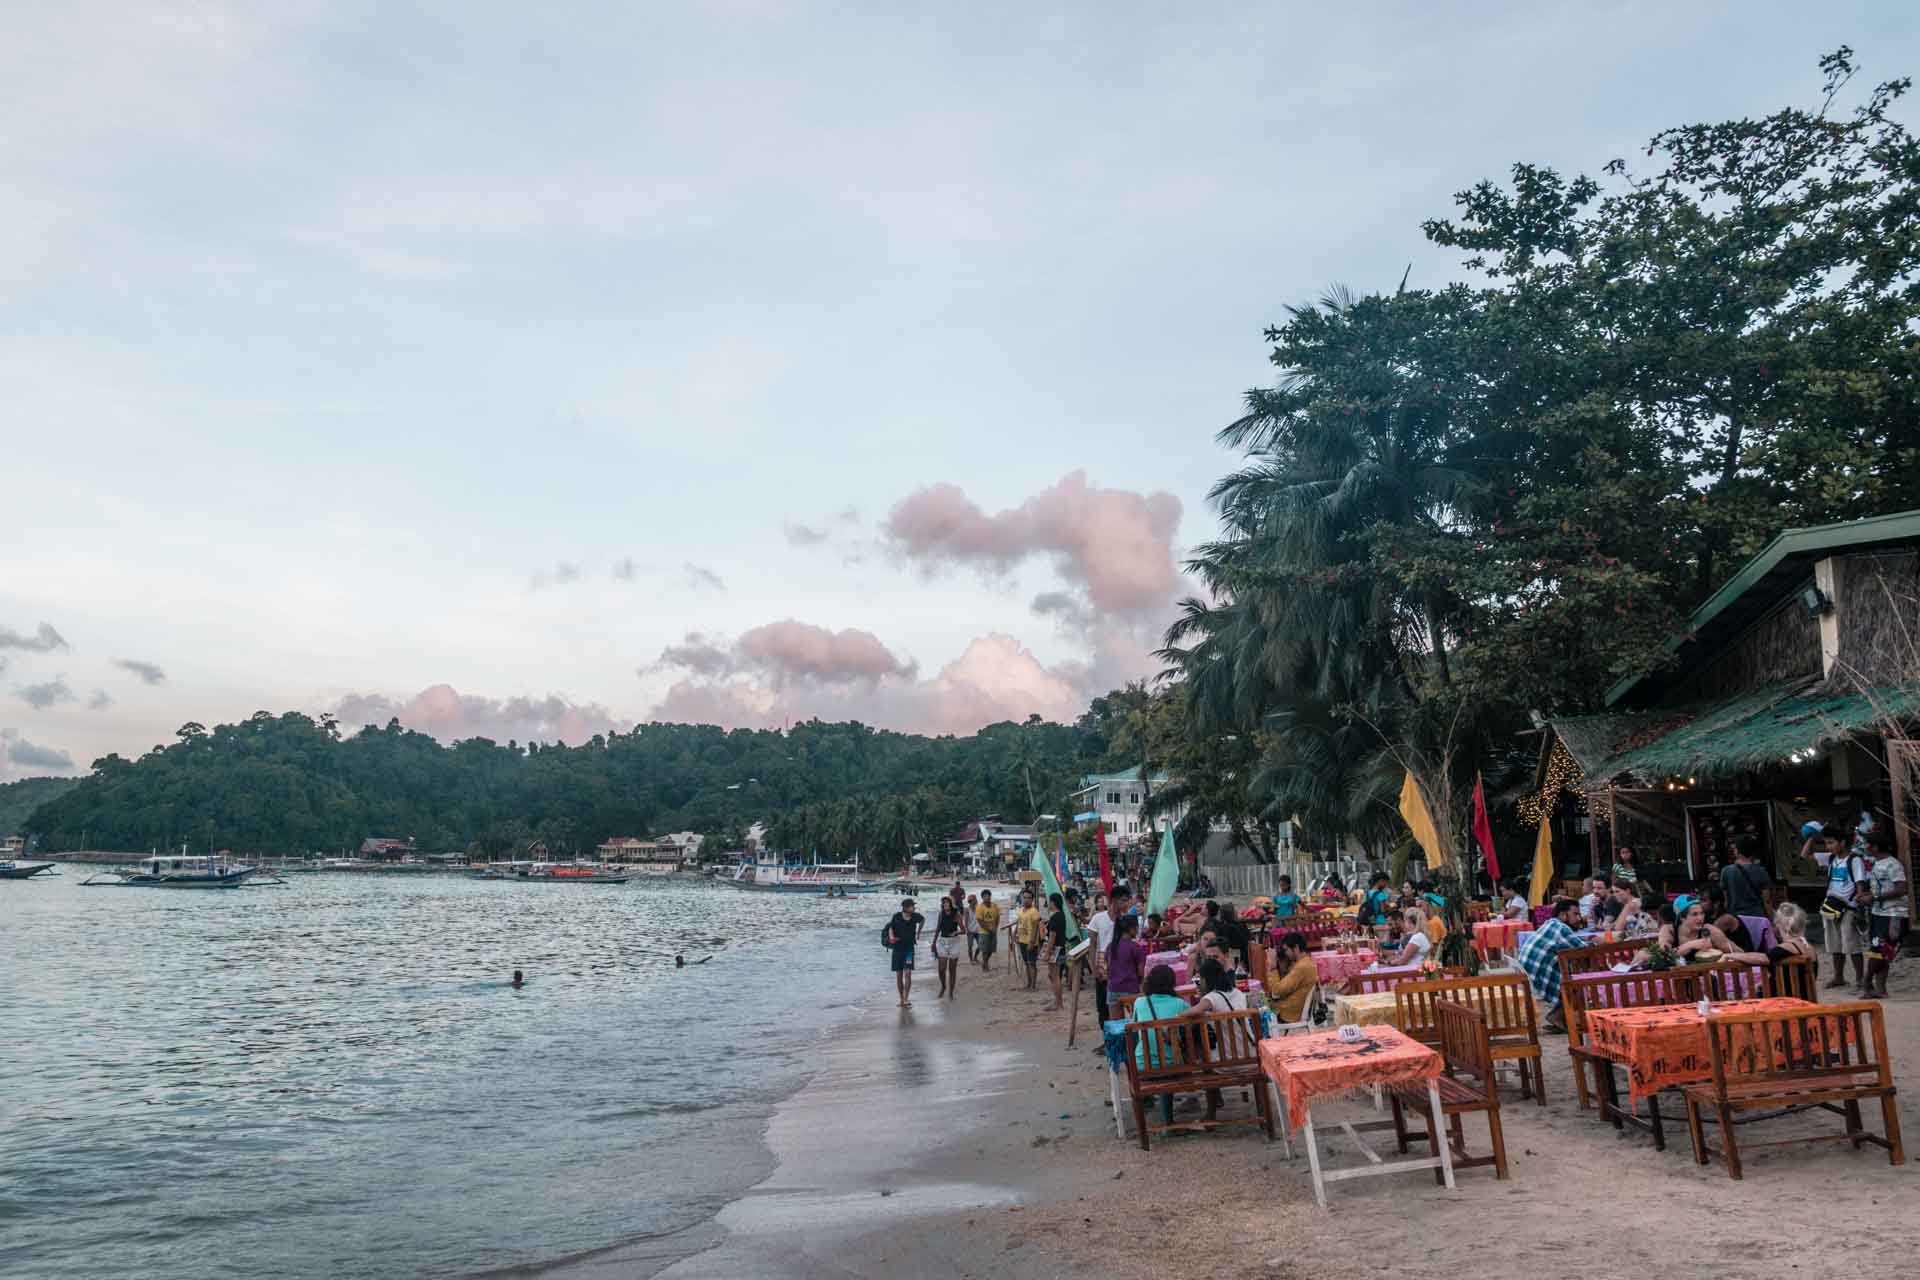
1719,834,1773,917
1807,827,1868,991
883,898,923,1008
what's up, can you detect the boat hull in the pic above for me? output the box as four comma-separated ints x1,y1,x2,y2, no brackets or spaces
714,877,881,894
0,863,57,879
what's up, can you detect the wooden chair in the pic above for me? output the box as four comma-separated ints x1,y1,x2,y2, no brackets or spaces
1112,992,1141,1019
1683,1001,1903,1179
1467,901,1492,924
1119,1009,1276,1151
1395,973,1545,1104
1766,953,1818,1001
1554,940,1645,989
1390,999,1509,1179
1564,968,1704,1126
1351,965,1464,996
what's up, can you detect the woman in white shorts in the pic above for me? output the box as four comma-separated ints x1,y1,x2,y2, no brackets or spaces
932,898,966,1000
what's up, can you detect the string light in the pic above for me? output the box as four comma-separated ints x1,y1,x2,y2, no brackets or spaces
1518,738,1587,828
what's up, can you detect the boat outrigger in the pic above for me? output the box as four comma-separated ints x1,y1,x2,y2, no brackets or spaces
82,853,260,889
718,851,880,894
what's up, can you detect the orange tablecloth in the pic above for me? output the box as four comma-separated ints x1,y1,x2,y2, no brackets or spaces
1311,950,1378,986
1259,1026,1441,1132
1584,998,1817,1102
1472,919,1526,958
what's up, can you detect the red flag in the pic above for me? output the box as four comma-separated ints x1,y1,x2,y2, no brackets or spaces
1472,772,1499,881
1095,822,1114,895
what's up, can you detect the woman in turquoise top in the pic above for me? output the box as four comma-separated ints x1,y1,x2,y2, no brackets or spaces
1271,875,1302,918
1130,964,1192,1123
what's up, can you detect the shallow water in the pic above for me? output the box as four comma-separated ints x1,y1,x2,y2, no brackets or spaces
0,869,890,1278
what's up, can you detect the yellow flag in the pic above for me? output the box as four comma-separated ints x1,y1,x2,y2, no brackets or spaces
1527,816,1554,907
1397,772,1443,868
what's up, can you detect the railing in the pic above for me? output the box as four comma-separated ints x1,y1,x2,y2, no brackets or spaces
1196,854,1369,900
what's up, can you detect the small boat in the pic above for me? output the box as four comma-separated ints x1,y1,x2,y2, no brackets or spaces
0,860,57,880
717,852,881,894
506,861,630,884
466,868,508,880
83,853,256,889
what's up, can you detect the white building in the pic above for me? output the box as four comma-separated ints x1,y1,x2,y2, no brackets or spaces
1068,769,1177,845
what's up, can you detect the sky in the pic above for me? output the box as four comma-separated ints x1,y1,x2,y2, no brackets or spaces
4,1,1917,780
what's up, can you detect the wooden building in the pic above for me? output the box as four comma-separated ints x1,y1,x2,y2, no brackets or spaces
1529,510,1919,919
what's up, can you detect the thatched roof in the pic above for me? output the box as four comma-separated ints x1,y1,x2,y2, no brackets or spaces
1551,679,1919,788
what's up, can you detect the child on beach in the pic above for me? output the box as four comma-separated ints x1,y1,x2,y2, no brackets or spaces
1014,894,1043,989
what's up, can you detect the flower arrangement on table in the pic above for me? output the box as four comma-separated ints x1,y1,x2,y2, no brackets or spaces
1417,959,1444,978
1643,941,1678,972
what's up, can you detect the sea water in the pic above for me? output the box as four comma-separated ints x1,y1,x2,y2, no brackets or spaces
0,870,889,1278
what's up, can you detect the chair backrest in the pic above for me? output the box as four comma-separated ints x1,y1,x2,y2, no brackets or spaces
1433,999,1498,1100
1766,953,1817,1002
1467,900,1493,923
1563,968,1703,1046
1395,973,1537,1047
1123,1009,1265,1089
1697,959,1770,1002
1113,992,1141,1019
1700,1001,1890,1093
1248,942,1270,985
1554,940,1645,1005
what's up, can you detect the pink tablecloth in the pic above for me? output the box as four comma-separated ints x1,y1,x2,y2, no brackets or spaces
1311,950,1378,985
1145,951,1190,987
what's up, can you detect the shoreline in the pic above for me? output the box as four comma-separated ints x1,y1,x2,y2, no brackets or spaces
554,935,1920,1280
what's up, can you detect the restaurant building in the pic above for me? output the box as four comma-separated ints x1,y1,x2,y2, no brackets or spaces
1530,510,1919,920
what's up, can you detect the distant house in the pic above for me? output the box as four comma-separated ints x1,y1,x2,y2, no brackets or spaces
2,835,25,856
597,836,686,874
661,831,705,862
359,837,415,861
944,817,1035,871
1068,769,1174,845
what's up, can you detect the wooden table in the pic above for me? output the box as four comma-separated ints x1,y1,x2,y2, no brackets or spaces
1259,1027,1455,1208
1472,919,1527,961
1582,997,1818,1149
1332,991,1401,1027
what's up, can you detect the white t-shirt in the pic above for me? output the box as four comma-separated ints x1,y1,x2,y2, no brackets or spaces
1869,856,1909,918
1399,930,1433,964
1504,894,1529,919
1088,910,1117,955
1818,850,1866,902
1578,892,1601,926
1197,987,1248,1014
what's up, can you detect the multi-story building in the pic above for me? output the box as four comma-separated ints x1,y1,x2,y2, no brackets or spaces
1068,768,1175,845
596,836,686,874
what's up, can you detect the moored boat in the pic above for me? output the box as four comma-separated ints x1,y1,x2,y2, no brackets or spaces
0,860,57,880
717,851,880,894
498,861,630,884
82,853,256,889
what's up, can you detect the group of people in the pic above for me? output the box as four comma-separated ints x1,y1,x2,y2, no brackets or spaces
881,884,1014,1007
1505,825,1907,1031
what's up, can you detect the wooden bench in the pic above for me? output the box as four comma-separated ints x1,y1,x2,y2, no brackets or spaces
1555,940,1645,986
1395,973,1544,1104
1389,999,1509,1180
1683,1001,1904,1179
1120,1009,1276,1151
1563,968,1704,1138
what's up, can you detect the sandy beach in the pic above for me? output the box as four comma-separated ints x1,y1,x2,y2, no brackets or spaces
555,932,1920,1280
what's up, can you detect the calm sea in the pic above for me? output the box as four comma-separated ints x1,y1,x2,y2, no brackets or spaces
0,868,890,1278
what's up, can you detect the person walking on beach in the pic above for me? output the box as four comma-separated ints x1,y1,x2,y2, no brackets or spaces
932,895,965,999
963,893,979,965
885,898,923,1008
1014,892,1043,989
973,889,1001,974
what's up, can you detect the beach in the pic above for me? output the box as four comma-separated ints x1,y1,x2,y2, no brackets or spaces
569,931,1920,1280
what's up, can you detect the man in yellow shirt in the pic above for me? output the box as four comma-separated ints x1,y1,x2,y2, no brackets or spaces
1263,931,1320,1024
974,889,1003,974
1013,893,1044,990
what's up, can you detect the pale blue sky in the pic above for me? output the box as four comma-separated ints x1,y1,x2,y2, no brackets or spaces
4,2,1915,777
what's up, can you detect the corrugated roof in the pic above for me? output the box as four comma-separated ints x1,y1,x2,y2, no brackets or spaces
1560,679,1919,786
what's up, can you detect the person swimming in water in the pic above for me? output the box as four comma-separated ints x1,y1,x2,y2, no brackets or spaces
511,970,524,988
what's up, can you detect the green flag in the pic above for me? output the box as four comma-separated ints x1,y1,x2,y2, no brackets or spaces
1146,825,1179,917
1030,840,1080,942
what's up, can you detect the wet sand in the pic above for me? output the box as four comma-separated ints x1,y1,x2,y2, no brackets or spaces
561,949,1920,1280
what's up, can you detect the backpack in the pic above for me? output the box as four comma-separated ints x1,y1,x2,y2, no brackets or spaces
1357,894,1380,928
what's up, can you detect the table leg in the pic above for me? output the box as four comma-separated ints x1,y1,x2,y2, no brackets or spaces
1109,1065,1129,1140
1302,1108,1328,1209
1429,1079,1456,1190
1271,1082,1294,1160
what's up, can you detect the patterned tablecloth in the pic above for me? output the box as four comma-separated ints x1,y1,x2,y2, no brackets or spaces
1312,950,1379,986
1333,991,1402,1027
1584,997,1818,1102
1259,1026,1440,1131
1145,951,1190,988
1472,919,1528,958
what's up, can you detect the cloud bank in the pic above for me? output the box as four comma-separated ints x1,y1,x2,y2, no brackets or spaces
17,677,75,710
332,684,631,746
1,728,76,777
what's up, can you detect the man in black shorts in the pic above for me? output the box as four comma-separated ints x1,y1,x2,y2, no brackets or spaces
885,898,922,1008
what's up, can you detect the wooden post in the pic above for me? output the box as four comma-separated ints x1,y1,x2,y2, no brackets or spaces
1888,738,1917,929
1067,955,1084,1046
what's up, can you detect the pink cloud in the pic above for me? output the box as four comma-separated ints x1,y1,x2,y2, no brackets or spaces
736,620,915,686
645,630,1083,735
332,684,631,745
882,470,1182,618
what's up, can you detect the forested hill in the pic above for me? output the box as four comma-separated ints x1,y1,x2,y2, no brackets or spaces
0,776,80,839
22,711,1109,859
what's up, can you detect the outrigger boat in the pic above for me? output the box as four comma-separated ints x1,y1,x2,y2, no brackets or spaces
0,859,57,879
498,861,631,884
82,853,258,889
718,851,880,894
